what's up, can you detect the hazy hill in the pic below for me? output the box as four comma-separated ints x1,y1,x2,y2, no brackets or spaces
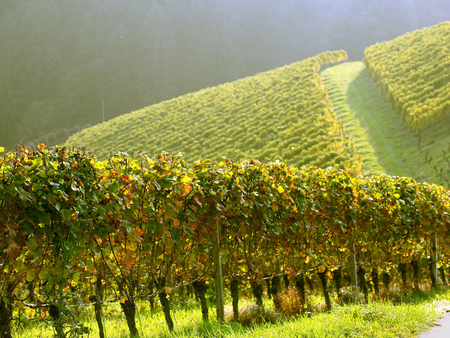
66,51,363,176
66,22,450,187
2,0,449,150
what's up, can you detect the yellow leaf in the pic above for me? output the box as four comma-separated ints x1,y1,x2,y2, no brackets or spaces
318,265,326,274
120,296,126,304
277,186,285,193
24,308,35,317
26,269,36,282
90,276,97,284
181,175,191,183
0,147,5,152
164,287,172,294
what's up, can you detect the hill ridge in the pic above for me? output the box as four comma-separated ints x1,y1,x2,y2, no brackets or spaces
66,51,363,176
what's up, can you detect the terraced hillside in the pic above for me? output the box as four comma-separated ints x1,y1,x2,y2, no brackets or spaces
65,22,450,187
66,51,363,176
359,21,450,187
363,21,450,132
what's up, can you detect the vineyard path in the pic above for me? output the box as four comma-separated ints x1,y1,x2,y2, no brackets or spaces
320,62,414,178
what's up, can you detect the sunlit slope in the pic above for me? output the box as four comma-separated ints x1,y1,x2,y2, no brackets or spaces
66,51,363,175
363,21,450,132
321,62,400,177
321,61,450,187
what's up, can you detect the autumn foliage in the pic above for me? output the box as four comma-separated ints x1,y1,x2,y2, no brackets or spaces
1,145,450,335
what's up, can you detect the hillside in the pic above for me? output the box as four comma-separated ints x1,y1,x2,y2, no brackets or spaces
360,22,450,187
363,21,450,132
321,62,450,187
65,22,450,187
66,51,363,176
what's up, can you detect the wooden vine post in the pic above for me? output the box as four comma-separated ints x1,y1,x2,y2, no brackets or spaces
431,234,438,289
213,217,225,322
349,235,358,295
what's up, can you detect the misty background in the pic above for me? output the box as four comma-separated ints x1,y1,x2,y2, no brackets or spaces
1,0,449,150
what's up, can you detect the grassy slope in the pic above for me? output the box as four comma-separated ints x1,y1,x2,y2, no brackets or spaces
15,289,450,338
321,62,450,187
321,62,398,176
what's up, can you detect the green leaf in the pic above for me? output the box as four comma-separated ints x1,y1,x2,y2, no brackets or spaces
183,225,194,238
97,205,105,216
16,187,31,201
160,178,175,189
4,185,14,193
171,229,180,242
124,208,134,221
38,171,47,179
38,212,51,225
13,174,25,184
108,182,119,192
26,269,36,282
124,221,133,233
61,209,72,221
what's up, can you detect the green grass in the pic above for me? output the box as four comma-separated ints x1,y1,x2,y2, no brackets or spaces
321,62,391,176
14,288,450,338
320,62,450,187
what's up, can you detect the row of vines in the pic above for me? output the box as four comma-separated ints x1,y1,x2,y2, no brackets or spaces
1,145,450,337
363,21,450,133
65,50,363,176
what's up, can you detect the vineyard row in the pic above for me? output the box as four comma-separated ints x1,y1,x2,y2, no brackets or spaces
1,145,450,336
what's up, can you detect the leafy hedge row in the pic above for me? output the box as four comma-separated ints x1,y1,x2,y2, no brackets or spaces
1,146,450,335
363,21,450,132
66,51,363,176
